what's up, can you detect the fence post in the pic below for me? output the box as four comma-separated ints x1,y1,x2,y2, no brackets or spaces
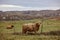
41,17,44,34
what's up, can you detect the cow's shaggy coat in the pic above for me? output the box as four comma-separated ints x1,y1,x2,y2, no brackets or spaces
22,22,41,34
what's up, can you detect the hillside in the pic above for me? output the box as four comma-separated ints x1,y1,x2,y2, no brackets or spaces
0,9,60,20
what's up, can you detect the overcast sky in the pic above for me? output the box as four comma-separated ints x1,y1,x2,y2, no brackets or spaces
0,0,60,11
0,0,60,7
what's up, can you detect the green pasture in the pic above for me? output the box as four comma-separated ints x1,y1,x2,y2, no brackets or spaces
0,19,60,40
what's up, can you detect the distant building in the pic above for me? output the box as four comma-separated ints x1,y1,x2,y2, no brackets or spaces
2,17,6,19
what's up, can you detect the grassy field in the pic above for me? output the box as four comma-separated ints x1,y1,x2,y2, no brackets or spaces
0,19,60,40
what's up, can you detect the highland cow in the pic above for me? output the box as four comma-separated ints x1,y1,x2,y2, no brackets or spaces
22,22,41,34
6,25,14,29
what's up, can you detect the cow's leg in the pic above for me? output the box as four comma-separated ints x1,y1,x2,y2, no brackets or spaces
22,29,27,34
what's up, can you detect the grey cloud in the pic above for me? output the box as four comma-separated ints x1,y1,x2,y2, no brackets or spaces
0,0,60,7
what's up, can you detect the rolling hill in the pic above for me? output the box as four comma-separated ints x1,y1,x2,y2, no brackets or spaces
0,9,60,20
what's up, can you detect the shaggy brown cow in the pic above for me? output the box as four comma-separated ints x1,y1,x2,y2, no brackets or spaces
6,25,14,29
22,22,41,34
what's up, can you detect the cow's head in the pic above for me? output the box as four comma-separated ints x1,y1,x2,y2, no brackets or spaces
35,22,41,27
